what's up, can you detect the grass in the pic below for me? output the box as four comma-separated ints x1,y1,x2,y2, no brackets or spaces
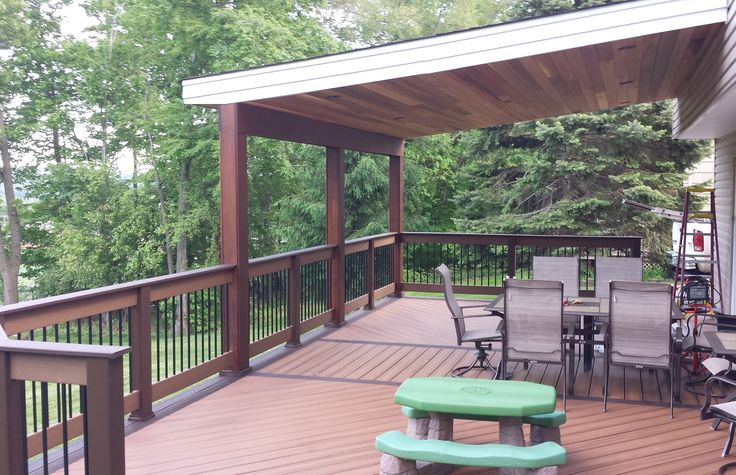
23,328,224,436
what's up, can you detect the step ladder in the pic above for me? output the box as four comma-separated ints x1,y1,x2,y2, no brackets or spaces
673,187,723,309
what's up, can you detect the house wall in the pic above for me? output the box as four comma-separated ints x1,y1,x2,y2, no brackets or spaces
673,0,736,137
714,133,736,313
674,0,736,312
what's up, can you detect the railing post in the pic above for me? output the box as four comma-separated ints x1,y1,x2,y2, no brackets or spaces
366,239,375,310
287,255,302,347
0,351,26,474
86,356,126,475
326,147,346,327
507,236,517,279
219,104,251,373
389,154,404,297
129,286,154,421
631,237,642,258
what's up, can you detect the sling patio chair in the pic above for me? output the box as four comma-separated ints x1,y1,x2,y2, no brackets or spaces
502,278,572,409
604,281,676,417
594,257,642,299
436,264,503,378
533,256,579,298
701,374,736,468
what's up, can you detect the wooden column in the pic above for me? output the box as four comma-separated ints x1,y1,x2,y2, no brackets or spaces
129,286,153,421
389,154,404,297
326,147,346,326
0,351,25,474
219,104,250,373
86,357,126,475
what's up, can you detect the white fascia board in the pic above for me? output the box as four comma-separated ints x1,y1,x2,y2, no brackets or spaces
182,0,727,106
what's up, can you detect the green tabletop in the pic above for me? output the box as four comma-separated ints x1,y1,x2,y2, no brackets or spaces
395,377,556,417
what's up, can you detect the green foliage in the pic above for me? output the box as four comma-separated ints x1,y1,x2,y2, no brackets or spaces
453,102,710,265
3,0,715,302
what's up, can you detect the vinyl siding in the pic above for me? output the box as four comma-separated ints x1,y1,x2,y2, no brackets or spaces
674,0,736,137
714,132,736,312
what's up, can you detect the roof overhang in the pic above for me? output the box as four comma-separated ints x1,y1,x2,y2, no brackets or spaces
182,0,727,139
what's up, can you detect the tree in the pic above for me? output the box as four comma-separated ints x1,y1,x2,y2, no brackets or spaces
453,102,709,264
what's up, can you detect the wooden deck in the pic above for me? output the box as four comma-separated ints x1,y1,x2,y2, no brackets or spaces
62,296,733,474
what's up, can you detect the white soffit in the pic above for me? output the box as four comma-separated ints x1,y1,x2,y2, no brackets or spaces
182,0,727,107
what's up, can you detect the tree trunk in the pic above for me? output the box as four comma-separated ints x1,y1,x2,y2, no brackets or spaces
174,159,191,335
154,164,175,275
0,110,22,304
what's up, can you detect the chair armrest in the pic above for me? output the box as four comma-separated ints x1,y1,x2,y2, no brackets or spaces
460,304,492,309
701,375,736,418
452,313,500,319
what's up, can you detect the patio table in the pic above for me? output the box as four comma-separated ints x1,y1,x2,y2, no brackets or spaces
485,295,683,400
705,331,736,356
395,377,557,475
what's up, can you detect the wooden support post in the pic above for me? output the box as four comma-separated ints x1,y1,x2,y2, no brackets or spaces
287,255,302,347
366,239,375,310
389,154,404,296
507,236,517,279
219,104,251,374
85,357,126,475
129,286,154,421
0,351,26,475
631,238,642,258
326,147,346,327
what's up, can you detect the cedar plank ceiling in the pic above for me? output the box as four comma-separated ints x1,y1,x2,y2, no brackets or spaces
250,25,722,138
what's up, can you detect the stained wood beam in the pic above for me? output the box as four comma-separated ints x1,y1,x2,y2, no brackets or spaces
238,104,404,156
219,104,251,373
326,147,346,326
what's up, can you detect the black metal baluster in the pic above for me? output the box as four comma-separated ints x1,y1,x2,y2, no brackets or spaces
179,294,184,372
41,382,49,474
61,383,69,475
81,386,89,474
207,287,212,360
156,302,161,381
164,298,169,378
168,297,173,377
187,292,192,370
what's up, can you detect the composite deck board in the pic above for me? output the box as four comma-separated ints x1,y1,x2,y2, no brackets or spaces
58,297,729,474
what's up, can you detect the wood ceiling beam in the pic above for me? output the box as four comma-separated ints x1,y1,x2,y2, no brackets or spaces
236,103,404,156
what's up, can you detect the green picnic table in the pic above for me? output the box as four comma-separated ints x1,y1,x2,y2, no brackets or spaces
393,377,559,475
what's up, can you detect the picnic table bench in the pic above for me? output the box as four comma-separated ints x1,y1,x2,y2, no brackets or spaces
376,378,567,475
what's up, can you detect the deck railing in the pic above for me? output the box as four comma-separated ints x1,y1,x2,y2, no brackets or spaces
402,232,642,296
0,231,641,471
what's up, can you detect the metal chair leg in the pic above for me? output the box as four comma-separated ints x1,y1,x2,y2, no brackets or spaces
724,423,736,457
603,360,609,413
563,362,567,411
670,368,674,419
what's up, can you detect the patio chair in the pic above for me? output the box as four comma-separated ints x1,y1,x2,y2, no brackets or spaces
594,257,642,299
436,264,503,378
604,281,675,417
701,375,736,462
533,256,579,298
502,278,571,409
533,256,580,356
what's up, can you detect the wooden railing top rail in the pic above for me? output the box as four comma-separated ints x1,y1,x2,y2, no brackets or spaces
401,232,642,247
345,232,398,245
0,264,235,335
249,244,336,277
0,340,130,359
0,264,236,318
